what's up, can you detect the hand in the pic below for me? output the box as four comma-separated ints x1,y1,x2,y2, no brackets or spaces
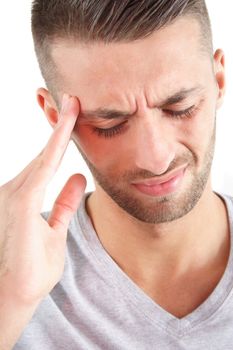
0,94,86,304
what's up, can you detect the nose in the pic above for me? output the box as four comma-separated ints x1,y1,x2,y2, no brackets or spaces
133,114,175,175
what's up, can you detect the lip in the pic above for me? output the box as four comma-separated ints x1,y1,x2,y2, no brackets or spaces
131,165,187,197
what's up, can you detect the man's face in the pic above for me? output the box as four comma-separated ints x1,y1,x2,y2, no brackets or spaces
51,17,223,224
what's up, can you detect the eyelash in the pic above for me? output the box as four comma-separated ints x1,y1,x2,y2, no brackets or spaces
92,105,197,139
92,121,128,138
165,105,197,119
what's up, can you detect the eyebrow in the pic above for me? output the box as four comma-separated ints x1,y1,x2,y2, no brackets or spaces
79,85,204,120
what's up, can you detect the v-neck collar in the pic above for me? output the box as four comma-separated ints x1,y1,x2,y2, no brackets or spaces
76,191,233,337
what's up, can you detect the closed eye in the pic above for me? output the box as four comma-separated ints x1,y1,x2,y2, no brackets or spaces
92,104,199,139
92,120,128,138
163,104,197,119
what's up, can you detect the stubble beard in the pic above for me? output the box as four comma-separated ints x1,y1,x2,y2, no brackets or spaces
77,124,216,224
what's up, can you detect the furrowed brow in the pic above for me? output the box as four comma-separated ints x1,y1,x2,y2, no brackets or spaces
79,108,134,120
158,86,204,107
79,85,204,120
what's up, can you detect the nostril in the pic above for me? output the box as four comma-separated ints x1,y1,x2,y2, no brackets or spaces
134,147,175,176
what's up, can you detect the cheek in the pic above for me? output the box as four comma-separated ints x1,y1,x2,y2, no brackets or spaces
178,104,216,163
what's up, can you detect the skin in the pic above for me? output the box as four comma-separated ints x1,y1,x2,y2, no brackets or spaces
0,94,86,348
37,17,229,317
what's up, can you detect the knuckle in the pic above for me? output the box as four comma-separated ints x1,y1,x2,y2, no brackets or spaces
37,156,54,173
37,157,46,170
0,181,31,212
55,200,73,213
10,188,31,209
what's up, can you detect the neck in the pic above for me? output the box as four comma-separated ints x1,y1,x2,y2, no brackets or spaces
86,180,230,281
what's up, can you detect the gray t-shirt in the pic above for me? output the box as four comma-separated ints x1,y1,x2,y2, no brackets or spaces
14,192,233,350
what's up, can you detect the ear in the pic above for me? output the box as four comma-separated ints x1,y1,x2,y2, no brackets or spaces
213,49,226,110
37,88,60,128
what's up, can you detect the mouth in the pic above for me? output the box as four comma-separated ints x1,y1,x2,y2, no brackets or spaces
131,164,188,197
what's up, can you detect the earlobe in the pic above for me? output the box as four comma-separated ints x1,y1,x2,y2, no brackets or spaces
213,49,226,109
37,87,59,128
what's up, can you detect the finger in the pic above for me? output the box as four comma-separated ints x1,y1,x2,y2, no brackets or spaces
23,95,80,195
48,174,86,232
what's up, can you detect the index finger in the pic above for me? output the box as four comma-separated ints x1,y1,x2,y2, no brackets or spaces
23,94,80,193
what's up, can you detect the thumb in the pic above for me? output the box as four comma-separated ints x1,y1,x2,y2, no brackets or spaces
48,174,86,232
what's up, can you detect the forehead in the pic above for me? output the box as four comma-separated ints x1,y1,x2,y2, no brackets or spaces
52,17,211,109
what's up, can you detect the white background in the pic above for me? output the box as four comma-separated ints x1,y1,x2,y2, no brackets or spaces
0,1,232,212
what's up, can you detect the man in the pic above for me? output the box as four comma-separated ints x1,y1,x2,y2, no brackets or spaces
0,0,231,349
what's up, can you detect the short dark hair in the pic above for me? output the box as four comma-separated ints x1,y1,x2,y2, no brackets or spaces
31,0,213,103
